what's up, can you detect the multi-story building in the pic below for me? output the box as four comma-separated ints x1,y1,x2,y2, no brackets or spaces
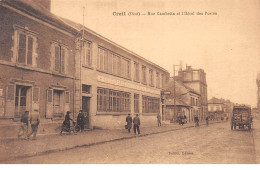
60,18,170,129
176,65,208,120
208,97,234,120
0,0,170,135
164,78,200,122
0,0,81,137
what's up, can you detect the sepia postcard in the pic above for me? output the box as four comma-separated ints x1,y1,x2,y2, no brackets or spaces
0,0,260,165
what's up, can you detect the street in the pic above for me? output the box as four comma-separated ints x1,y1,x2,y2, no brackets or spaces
6,121,258,164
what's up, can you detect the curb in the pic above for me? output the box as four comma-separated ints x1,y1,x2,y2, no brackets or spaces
0,121,223,163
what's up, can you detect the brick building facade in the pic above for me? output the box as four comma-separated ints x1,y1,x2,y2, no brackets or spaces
0,0,170,135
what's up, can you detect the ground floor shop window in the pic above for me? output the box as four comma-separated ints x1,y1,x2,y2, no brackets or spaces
142,95,160,113
97,87,130,113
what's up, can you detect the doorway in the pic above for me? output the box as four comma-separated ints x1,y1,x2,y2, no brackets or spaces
15,85,31,118
82,96,90,129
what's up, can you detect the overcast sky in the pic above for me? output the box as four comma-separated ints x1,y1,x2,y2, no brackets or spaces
51,0,260,107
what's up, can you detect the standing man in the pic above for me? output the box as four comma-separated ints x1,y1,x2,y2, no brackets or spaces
157,113,161,127
126,114,132,133
18,110,29,139
133,114,141,135
77,110,85,132
27,110,40,140
205,116,209,126
194,115,199,127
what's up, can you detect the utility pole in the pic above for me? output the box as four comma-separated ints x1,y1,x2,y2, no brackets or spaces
173,64,180,122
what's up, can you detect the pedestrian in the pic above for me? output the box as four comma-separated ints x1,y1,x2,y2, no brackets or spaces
133,114,141,134
194,115,199,127
183,115,187,124
205,116,209,126
18,110,29,139
126,114,132,133
157,113,161,127
77,110,85,132
27,110,40,140
60,111,72,135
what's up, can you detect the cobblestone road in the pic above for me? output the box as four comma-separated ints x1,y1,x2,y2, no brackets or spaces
6,120,258,164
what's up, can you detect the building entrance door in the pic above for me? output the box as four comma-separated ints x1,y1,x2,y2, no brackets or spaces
82,96,90,129
15,85,31,118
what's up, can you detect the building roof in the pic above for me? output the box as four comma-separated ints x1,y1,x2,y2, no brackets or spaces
165,98,189,107
165,78,200,96
59,17,169,73
2,0,78,35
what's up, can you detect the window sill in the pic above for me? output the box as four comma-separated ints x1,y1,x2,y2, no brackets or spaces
97,69,131,81
141,113,158,116
15,63,35,70
0,60,74,79
96,112,129,116
82,64,94,70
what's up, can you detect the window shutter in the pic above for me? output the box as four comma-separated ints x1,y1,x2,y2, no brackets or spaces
61,47,65,73
32,36,38,67
55,46,60,72
50,43,55,71
46,89,53,119
5,84,15,118
27,36,33,65
18,34,26,64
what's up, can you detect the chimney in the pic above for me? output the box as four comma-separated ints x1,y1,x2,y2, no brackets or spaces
36,0,51,10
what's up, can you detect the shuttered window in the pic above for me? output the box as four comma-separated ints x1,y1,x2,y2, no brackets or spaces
17,33,34,65
53,44,67,74
7,85,15,100
47,89,53,102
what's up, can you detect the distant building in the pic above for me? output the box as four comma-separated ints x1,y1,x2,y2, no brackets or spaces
208,97,234,120
252,107,259,119
164,79,200,122
176,65,208,120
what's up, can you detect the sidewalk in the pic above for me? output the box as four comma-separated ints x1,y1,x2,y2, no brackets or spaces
0,120,222,163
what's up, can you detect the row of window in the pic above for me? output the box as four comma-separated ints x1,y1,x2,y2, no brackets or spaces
97,88,131,112
142,96,160,113
134,62,165,88
97,88,160,113
14,26,68,74
13,26,167,87
191,97,199,106
97,47,131,79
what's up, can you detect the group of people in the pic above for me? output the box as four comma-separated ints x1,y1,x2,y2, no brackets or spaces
18,110,40,140
18,109,87,139
125,113,162,134
126,114,141,134
177,115,187,125
61,110,86,134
